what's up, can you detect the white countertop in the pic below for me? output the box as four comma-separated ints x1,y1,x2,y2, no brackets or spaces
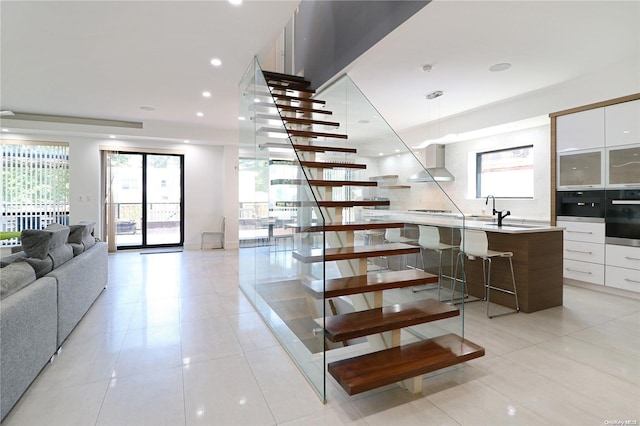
360,210,562,234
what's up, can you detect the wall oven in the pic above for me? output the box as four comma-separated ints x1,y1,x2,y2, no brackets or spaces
556,190,605,220
606,189,640,247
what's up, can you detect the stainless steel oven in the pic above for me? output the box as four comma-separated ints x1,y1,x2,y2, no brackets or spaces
605,189,640,247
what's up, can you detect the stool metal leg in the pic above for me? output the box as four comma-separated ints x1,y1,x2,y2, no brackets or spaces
486,255,519,318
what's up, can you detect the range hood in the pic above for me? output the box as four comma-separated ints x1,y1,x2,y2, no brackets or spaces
408,144,455,182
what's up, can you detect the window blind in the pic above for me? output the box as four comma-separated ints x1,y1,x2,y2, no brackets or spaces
1,141,70,245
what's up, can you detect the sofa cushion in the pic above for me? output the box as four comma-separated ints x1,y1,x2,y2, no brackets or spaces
0,251,27,268
79,221,96,250
45,224,73,268
0,262,36,300
68,223,89,244
68,222,96,255
20,230,52,260
69,243,84,256
21,256,53,278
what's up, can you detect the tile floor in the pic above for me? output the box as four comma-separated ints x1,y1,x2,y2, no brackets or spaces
2,249,639,426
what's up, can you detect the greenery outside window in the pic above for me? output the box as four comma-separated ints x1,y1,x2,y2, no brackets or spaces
1,140,70,245
476,145,534,198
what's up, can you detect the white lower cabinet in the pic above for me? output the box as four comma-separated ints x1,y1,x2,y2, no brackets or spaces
564,259,605,285
564,240,605,263
605,244,640,291
606,244,640,269
605,266,640,292
558,220,606,286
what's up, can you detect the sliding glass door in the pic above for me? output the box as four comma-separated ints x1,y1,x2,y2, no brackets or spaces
108,152,184,248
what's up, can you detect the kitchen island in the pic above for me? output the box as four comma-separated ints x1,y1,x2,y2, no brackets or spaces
361,211,564,313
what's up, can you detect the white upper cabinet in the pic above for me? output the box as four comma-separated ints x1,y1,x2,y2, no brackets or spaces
556,108,605,152
605,99,640,147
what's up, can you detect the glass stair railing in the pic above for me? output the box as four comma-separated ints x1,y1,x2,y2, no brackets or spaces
238,58,484,402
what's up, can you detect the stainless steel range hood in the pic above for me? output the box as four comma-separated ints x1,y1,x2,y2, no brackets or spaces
408,144,455,182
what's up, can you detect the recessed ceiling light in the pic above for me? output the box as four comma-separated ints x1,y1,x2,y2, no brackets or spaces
210,58,222,67
139,105,155,111
228,0,243,5
489,63,511,72
202,91,211,98
109,135,116,139
1,128,9,132
184,140,190,143
378,152,384,156
196,112,204,117
238,116,246,121
395,149,400,153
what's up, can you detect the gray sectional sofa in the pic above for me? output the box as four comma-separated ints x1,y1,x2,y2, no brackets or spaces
0,222,107,421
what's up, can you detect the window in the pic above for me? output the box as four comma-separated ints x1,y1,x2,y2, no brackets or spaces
476,145,534,198
1,141,70,245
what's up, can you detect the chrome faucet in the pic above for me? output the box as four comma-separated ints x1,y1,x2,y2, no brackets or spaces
486,195,510,227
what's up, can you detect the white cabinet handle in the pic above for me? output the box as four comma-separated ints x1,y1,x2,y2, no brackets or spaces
624,278,640,284
566,268,592,274
566,230,593,234
567,249,593,254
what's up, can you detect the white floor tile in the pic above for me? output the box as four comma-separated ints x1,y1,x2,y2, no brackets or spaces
96,368,185,426
4,249,639,426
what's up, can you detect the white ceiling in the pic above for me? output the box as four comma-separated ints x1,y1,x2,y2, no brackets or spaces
1,1,639,148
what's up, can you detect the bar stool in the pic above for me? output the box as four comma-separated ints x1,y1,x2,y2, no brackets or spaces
454,229,519,318
379,227,417,270
413,225,459,299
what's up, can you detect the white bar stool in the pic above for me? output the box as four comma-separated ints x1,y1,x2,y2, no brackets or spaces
380,227,417,270
413,225,459,298
454,229,519,318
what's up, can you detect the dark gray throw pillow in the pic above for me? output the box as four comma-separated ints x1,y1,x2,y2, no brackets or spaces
20,230,52,260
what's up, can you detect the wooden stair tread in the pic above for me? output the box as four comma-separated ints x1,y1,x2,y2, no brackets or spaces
271,179,376,187
288,129,348,139
260,143,356,154
272,94,326,105
302,269,438,298
324,299,460,342
286,221,405,233
276,104,332,115
269,160,365,170
328,334,485,395
299,161,365,169
259,127,347,140
283,117,340,127
262,71,310,86
293,243,418,263
268,82,316,95
255,115,339,128
276,200,389,208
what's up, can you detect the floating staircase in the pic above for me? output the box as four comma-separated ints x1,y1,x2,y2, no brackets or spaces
259,70,484,396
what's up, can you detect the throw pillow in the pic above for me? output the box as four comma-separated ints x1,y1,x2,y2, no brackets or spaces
79,221,96,249
20,230,52,260
45,223,73,268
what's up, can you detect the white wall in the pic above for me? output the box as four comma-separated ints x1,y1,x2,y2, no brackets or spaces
440,125,551,219
2,131,234,250
370,125,551,220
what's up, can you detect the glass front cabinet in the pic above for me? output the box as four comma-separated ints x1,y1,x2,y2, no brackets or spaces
557,149,604,189
606,144,640,187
